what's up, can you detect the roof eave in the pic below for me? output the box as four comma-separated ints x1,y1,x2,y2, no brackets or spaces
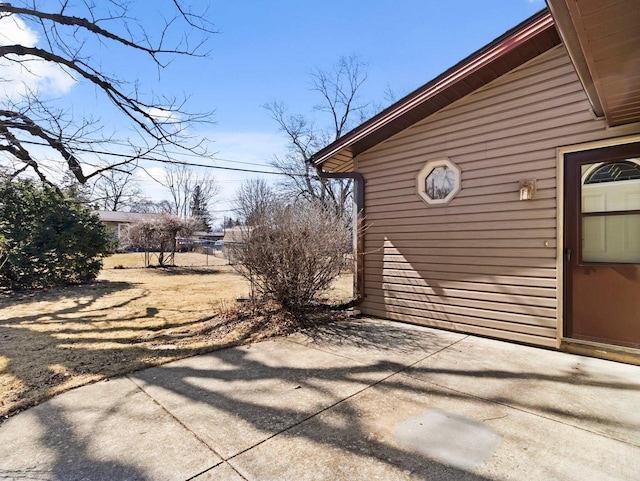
546,0,604,119
546,0,640,128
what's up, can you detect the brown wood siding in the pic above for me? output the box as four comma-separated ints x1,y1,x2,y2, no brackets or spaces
357,45,640,347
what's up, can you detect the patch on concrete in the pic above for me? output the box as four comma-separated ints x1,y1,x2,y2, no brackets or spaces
393,409,501,470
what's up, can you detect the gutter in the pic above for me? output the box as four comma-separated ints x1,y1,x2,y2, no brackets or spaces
316,166,365,307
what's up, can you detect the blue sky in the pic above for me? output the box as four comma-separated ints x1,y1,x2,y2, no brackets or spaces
205,1,546,133
200,0,546,218
2,0,547,221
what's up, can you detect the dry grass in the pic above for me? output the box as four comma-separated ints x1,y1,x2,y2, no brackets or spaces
0,252,353,420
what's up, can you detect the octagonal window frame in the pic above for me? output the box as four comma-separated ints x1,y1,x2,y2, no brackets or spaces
416,157,461,205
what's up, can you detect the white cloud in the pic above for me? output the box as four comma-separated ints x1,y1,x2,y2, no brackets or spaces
144,107,182,124
0,13,38,46
0,14,76,100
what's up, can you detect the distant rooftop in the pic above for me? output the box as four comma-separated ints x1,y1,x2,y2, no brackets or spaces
95,211,160,223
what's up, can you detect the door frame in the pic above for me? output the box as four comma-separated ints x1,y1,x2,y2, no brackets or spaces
556,134,640,354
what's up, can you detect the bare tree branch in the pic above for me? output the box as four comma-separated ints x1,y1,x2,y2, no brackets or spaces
0,1,216,185
90,168,142,211
264,56,371,219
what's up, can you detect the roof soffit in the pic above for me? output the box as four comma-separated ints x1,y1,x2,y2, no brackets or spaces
547,0,640,127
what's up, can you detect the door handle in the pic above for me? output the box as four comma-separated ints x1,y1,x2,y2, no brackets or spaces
564,248,572,262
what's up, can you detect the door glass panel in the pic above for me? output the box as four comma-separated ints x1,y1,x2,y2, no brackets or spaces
584,160,640,184
581,159,640,263
582,180,640,213
582,214,640,263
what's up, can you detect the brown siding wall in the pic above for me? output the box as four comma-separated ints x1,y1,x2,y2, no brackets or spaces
357,45,640,348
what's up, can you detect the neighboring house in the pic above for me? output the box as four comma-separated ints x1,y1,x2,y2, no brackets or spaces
310,3,640,362
222,226,249,245
221,226,249,263
193,231,224,242
96,210,160,245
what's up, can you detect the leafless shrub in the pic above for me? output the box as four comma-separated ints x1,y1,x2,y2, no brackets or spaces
230,199,351,312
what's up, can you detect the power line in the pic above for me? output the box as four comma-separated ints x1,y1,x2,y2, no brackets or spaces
16,139,314,178
83,138,279,169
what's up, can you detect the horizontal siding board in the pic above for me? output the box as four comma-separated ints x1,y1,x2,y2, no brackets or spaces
364,284,557,309
376,277,555,297
361,309,558,348
365,218,557,232
368,178,557,204
379,238,554,249
379,246,555,259
366,228,556,241
363,158,557,185
363,297,555,329
367,254,556,269
372,262,557,278
366,202,557,222
364,163,557,196
374,270,557,288
459,169,556,189
366,277,556,299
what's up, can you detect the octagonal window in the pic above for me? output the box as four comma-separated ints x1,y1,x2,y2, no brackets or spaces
416,158,461,205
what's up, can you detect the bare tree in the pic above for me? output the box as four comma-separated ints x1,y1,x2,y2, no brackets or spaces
91,169,143,211
162,164,218,219
264,55,370,220
233,178,276,226
163,164,192,218
0,1,215,186
128,198,172,214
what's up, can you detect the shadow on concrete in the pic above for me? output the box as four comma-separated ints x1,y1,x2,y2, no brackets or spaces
302,318,454,353
41,403,145,481
2,315,638,480
133,349,493,480
129,327,638,479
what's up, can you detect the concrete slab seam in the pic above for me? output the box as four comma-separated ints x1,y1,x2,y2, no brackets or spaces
400,374,640,449
221,334,472,464
184,460,249,481
124,375,249,481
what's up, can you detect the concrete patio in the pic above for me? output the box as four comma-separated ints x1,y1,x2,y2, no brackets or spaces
1,317,638,480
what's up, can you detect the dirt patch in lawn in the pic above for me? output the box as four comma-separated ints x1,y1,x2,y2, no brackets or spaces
0,252,353,421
